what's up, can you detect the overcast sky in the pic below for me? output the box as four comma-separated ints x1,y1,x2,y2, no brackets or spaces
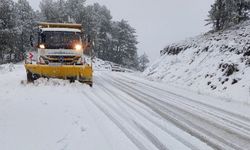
28,0,214,61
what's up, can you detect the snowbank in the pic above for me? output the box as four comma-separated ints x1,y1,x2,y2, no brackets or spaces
0,63,15,73
145,21,250,103
91,58,112,71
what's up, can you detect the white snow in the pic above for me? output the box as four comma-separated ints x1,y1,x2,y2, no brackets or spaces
41,28,81,32
1,63,250,150
0,64,138,150
145,20,250,104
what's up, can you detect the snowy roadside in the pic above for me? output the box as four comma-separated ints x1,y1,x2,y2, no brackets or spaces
143,50,250,104
144,51,250,104
145,21,250,104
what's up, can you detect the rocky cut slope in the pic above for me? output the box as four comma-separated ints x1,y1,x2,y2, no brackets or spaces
144,21,250,103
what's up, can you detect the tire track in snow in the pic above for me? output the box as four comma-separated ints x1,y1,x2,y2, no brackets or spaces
97,75,204,150
82,87,154,150
93,85,170,150
134,122,169,150
118,74,250,145
117,75,250,135
120,74,250,126
106,74,250,150
107,77,229,150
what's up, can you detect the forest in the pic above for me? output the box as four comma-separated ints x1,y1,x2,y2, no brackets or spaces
0,0,149,70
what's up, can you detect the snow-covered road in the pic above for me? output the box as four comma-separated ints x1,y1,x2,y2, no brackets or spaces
1,64,250,150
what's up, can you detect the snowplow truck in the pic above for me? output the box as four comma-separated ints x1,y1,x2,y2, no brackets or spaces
25,22,93,86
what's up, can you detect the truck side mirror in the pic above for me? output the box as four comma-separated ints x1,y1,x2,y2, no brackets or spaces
30,35,34,47
87,35,91,43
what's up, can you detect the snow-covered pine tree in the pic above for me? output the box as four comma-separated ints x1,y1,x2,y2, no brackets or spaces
207,0,250,31
79,3,139,69
55,0,68,23
234,0,250,23
15,0,35,61
81,3,113,60
0,0,17,63
40,0,61,22
93,4,112,60
65,0,86,23
138,53,150,72
206,0,227,31
110,20,138,68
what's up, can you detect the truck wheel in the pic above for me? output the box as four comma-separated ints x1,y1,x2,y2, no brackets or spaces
27,71,34,82
27,71,39,82
69,78,76,83
83,81,93,87
89,83,93,87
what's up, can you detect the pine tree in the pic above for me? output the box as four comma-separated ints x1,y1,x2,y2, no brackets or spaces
138,53,150,71
94,4,112,60
15,0,35,61
40,0,60,22
207,0,227,31
81,3,113,60
65,0,86,23
207,0,250,31
235,0,250,23
55,0,68,23
0,0,17,63
111,20,138,68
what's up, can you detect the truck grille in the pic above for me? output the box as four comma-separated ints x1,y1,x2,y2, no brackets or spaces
42,56,80,65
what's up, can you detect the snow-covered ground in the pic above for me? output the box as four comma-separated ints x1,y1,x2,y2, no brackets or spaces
1,64,250,150
145,21,250,104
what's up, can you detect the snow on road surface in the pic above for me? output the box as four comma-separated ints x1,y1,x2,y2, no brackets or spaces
1,64,250,150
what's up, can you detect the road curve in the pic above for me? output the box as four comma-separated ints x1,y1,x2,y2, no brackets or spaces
91,71,250,150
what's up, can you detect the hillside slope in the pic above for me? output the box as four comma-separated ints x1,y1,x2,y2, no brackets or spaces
144,21,250,103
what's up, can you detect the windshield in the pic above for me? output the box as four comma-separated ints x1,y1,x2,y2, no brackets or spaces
40,31,81,49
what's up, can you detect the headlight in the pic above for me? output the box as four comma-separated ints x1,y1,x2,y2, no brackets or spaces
39,44,45,49
75,44,82,51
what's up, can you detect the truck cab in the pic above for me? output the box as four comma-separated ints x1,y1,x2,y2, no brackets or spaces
36,22,89,65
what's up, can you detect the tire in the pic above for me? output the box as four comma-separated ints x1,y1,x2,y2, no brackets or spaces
69,78,76,83
79,80,93,87
27,71,39,83
27,71,34,82
89,83,93,87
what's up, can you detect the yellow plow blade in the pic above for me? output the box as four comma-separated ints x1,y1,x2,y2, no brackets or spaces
25,64,93,85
